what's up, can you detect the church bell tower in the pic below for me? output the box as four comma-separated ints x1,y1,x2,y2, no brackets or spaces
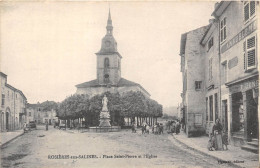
96,9,122,86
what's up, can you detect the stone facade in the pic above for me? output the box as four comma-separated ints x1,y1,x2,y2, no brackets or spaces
214,1,258,146
180,26,209,136
180,1,259,146
0,72,27,132
27,104,58,125
200,19,221,135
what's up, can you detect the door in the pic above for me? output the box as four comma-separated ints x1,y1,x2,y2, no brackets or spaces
222,100,228,132
6,112,9,130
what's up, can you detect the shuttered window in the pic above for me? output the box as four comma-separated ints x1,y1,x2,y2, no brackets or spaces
244,1,256,22
244,35,257,70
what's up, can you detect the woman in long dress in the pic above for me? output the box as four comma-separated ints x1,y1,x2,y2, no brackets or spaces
212,118,223,150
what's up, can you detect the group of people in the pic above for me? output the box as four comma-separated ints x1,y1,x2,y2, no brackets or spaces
131,122,164,135
152,123,164,134
207,119,228,151
166,119,181,134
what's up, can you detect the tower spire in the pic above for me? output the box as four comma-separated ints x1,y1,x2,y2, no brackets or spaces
106,8,113,35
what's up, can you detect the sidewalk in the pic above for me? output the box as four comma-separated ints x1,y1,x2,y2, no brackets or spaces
0,129,24,148
171,131,259,168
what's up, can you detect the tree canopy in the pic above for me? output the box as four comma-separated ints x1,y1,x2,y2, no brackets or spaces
56,91,163,126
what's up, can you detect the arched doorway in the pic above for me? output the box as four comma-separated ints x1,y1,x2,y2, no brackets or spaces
0,112,4,131
6,112,9,130
6,107,11,131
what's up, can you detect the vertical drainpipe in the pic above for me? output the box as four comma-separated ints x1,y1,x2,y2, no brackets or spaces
217,17,223,139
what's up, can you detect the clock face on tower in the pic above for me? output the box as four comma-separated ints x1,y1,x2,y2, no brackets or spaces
105,41,111,47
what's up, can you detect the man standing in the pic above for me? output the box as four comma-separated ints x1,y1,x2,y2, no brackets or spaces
45,121,48,131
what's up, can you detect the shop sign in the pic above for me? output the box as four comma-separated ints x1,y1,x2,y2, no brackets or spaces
221,19,257,54
228,57,238,69
230,79,259,93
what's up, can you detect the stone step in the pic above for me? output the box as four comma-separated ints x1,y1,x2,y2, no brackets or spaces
247,141,259,148
241,145,259,154
251,138,259,143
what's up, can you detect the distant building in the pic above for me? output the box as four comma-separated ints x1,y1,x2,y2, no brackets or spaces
75,10,150,98
0,72,27,132
180,1,258,147
27,103,58,125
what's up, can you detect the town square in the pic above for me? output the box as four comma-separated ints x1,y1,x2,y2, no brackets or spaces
0,1,259,168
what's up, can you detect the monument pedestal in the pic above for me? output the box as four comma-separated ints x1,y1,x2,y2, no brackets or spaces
99,110,111,127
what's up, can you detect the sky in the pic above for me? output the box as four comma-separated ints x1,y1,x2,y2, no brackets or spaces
0,1,216,108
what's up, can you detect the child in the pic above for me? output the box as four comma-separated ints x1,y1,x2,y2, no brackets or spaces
222,132,228,150
207,133,215,151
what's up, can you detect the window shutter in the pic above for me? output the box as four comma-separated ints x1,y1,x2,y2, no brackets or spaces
250,1,256,17
243,41,246,70
247,36,256,69
244,3,249,21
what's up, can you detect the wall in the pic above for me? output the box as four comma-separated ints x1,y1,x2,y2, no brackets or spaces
97,54,121,85
184,26,208,135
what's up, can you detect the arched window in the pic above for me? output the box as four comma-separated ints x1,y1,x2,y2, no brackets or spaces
104,58,109,68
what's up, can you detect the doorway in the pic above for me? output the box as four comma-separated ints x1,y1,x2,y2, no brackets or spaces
6,112,9,130
222,100,228,132
246,89,258,139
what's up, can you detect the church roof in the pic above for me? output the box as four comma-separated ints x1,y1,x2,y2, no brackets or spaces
75,78,150,96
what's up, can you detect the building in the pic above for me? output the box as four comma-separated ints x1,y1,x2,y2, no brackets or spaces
213,1,258,146
179,25,209,136
27,102,58,125
0,72,27,132
75,10,150,98
180,1,258,147
200,18,221,135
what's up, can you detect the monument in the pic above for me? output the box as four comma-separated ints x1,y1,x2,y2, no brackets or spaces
99,95,111,127
88,94,120,132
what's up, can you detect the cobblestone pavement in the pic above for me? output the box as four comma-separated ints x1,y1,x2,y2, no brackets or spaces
1,126,238,168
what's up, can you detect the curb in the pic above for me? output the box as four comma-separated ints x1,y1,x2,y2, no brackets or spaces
0,132,24,149
170,134,243,168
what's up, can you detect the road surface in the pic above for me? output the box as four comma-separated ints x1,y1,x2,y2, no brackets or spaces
1,125,237,168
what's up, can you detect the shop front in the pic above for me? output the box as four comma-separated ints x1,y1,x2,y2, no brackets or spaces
227,75,258,146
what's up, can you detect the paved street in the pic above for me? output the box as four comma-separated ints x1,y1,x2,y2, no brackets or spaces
1,126,237,168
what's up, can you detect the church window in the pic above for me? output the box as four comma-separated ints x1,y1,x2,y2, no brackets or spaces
104,74,109,83
118,60,120,69
104,58,110,68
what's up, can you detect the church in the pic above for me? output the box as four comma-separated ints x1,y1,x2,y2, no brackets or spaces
75,10,150,98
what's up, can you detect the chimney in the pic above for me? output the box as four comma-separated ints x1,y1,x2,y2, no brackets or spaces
209,19,215,24
214,2,220,9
